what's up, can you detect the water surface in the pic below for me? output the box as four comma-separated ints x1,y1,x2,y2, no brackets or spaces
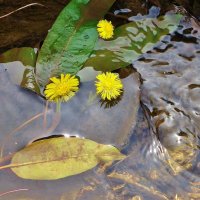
0,1,200,199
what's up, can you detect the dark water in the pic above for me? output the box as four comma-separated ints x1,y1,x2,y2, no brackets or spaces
0,1,200,200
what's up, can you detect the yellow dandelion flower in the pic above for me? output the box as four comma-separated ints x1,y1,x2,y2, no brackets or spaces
44,74,79,103
97,19,114,39
95,72,123,100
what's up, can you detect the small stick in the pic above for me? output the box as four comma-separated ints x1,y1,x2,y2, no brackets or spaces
0,3,46,19
0,112,44,157
43,101,49,130
0,188,29,197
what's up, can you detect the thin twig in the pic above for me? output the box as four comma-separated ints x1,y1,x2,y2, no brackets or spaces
0,112,44,157
0,188,29,197
0,3,46,19
46,112,61,134
43,101,49,130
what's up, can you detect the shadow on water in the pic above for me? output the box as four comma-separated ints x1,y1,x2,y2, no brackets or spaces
0,0,200,200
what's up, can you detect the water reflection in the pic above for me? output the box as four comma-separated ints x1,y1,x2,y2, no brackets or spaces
0,68,140,199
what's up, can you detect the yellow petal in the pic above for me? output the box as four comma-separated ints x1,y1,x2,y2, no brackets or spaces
44,74,79,103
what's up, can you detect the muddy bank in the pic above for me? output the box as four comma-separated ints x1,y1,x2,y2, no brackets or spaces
0,0,199,54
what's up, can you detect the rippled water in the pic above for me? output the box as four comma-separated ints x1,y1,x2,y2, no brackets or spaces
0,1,200,200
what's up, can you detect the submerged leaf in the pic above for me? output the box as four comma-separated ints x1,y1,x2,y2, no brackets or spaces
0,48,37,67
5,137,125,180
0,48,40,94
36,0,116,87
84,14,182,71
20,67,41,95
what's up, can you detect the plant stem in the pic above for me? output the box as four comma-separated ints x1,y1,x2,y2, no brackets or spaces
56,101,61,113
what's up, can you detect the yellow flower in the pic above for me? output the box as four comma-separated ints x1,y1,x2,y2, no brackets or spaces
95,72,123,100
97,19,114,39
44,74,79,102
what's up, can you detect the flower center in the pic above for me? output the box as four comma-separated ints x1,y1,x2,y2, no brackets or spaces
104,24,112,32
103,81,113,91
56,83,68,96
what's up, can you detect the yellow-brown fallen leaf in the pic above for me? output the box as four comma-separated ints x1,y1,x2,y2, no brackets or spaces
0,137,125,180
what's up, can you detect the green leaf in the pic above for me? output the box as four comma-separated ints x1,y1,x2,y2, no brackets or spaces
84,14,182,72
1,137,125,180
36,0,116,87
0,48,41,94
0,47,37,67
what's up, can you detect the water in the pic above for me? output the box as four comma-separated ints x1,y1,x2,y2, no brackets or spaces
0,1,200,200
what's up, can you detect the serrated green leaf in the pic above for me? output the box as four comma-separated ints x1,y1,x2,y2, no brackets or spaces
84,14,182,72
36,0,116,87
0,137,125,180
